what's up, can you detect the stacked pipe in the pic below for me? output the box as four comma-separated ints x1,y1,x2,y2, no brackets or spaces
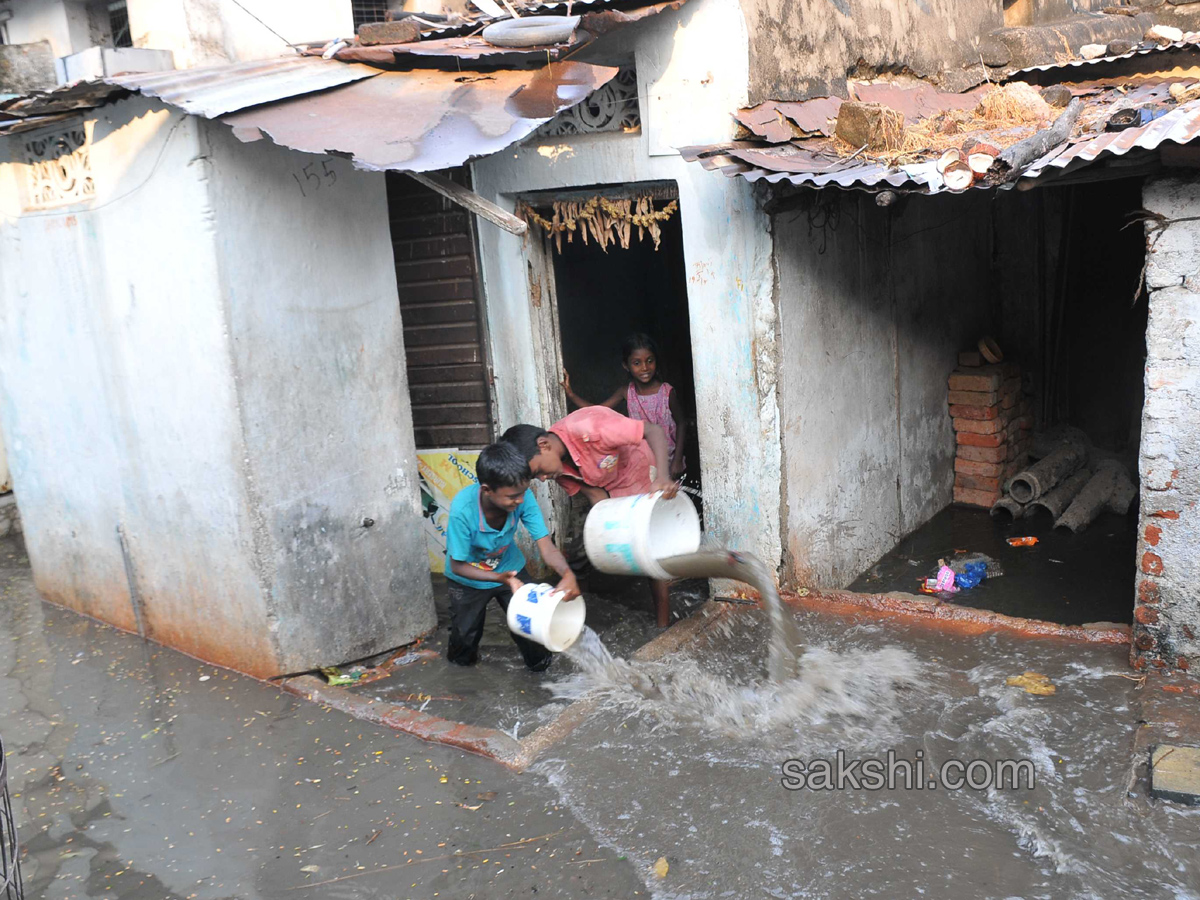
949,357,1031,508
988,438,1137,532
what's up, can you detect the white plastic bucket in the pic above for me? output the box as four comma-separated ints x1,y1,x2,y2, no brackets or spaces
506,583,587,652
582,492,701,580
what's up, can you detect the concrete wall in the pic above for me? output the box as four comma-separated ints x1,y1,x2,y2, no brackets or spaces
0,97,433,677
3,0,78,57
0,419,9,493
201,118,433,670
1134,177,1200,674
773,189,1040,588
127,0,353,69
738,0,1005,102
0,101,264,658
472,0,784,574
736,0,1159,102
0,40,57,93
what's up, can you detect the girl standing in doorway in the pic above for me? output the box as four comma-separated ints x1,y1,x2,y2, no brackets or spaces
561,333,688,479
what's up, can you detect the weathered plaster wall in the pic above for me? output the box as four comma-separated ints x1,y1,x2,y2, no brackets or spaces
0,419,10,493
0,97,433,677
127,0,352,69
0,41,56,93
737,0,1142,103
202,119,434,672
3,0,81,57
739,0,1003,102
1134,177,1200,674
774,190,1040,588
472,0,784,574
0,101,273,666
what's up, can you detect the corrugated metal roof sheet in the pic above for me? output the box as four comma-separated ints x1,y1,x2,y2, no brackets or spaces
1014,31,1200,74
1021,98,1200,180
0,79,125,119
222,62,618,173
108,57,380,118
686,77,1200,194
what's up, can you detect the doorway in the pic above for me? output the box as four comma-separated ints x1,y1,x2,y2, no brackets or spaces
848,178,1147,627
523,183,702,562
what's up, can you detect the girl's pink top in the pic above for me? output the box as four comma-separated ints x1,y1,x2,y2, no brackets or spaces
626,382,677,457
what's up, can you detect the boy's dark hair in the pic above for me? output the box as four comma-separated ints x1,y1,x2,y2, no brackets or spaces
499,424,549,463
621,332,659,365
476,441,532,489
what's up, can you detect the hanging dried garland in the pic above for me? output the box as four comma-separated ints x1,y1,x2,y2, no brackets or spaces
516,194,679,253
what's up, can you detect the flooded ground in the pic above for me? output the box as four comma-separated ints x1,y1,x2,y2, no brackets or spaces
0,535,643,899
351,572,708,738
5,531,1198,899
542,606,1200,899
851,504,1136,625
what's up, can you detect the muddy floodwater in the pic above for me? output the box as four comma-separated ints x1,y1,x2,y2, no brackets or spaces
4,527,1199,899
549,607,1200,899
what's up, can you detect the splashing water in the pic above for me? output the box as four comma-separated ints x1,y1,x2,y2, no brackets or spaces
559,626,922,739
658,549,804,682
554,546,922,739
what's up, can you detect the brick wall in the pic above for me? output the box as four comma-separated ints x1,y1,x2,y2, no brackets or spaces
949,360,1031,508
1135,177,1200,673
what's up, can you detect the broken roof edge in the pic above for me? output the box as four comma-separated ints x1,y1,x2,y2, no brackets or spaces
221,61,621,175
0,56,383,126
682,98,1200,197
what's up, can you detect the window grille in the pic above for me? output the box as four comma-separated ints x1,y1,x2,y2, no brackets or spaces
352,0,390,29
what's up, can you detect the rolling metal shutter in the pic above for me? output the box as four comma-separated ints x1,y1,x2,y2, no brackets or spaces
387,169,494,449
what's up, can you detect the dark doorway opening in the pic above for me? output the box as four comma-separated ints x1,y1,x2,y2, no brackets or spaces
548,192,701,491
852,178,1146,626
531,187,706,619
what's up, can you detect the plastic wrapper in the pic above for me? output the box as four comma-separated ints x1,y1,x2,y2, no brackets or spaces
950,552,1004,579
954,560,988,590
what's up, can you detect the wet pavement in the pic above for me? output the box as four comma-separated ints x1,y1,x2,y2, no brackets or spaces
850,504,1137,625
349,572,707,738
0,535,643,899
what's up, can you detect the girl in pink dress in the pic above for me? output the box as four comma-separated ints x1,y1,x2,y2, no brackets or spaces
561,333,688,479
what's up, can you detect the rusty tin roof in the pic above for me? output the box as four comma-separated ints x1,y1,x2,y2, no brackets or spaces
222,62,619,173
684,72,1200,194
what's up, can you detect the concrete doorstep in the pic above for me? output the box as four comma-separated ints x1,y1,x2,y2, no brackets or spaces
280,599,731,771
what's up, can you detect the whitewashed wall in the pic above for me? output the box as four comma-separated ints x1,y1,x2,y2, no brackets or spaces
0,96,432,676
127,0,353,68
472,0,783,574
3,0,92,57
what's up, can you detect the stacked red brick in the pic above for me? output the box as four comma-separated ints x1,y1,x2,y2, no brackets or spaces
949,358,1032,508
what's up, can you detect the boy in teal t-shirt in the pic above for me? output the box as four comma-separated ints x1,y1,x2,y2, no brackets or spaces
444,442,580,670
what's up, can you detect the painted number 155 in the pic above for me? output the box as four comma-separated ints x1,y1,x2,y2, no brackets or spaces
292,158,337,196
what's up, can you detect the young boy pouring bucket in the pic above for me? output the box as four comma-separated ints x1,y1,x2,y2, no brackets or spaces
502,406,680,627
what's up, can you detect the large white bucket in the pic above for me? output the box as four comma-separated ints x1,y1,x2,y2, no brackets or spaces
582,492,701,580
506,583,587,652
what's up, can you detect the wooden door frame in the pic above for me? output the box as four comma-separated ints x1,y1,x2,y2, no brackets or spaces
525,229,575,547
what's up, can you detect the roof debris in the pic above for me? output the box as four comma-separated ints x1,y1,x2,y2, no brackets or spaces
684,37,1200,195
